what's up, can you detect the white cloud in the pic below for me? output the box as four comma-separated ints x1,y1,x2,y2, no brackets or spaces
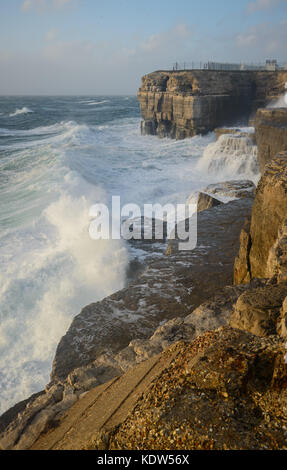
235,22,287,58
247,0,286,14
21,0,72,12
140,23,192,53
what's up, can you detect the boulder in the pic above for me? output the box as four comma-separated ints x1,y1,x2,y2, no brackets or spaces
229,283,287,337
202,180,256,201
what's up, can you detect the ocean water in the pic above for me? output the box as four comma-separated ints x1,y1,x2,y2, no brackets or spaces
0,96,259,414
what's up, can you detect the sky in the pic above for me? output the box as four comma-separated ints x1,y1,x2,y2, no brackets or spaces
0,0,287,94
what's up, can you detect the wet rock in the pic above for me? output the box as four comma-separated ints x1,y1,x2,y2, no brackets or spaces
214,127,256,143
202,180,256,201
197,192,223,212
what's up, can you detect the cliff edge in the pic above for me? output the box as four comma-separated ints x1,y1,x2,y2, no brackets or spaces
138,70,287,139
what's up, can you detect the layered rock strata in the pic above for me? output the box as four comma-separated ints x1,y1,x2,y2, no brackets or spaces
214,127,256,143
234,151,287,284
138,70,287,139
255,108,287,172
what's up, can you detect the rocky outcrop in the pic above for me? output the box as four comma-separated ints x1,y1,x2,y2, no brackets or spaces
201,180,256,201
0,198,253,450
8,322,286,451
255,108,287,172
106,328,287,450
138,70,287,139
230,283,287,337
214,127,256,143
234,151,287,283
197,192,223,212
52,198,252,383
234,217,252,284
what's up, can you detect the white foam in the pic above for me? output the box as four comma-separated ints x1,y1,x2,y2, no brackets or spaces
0,116,236,414
0,171,129,413
196,133,259,183
9,107,34,117
80,100,110,106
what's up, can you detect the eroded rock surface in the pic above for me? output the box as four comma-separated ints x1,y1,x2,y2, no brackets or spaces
255,108,287,172
202,180,256,201
230,283,287,337
107,328,287,450
52,198,252,383
197,192,223,212
0,199,252,450
138,70,287,139
234,152,287,283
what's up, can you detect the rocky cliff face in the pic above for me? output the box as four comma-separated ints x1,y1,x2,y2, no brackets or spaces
234,151,287,284
138,70,287,139
255,108,287,172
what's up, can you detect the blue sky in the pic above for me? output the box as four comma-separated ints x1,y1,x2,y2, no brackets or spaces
0,0,287,94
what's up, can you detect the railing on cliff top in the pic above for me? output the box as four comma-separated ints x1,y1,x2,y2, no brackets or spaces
171,61,287,71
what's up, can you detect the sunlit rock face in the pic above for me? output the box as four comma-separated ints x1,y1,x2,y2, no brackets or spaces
255,108,287,173
234,151,287,284
138,70,287,139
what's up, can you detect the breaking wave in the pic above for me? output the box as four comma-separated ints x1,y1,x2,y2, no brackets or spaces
9,107,34,117
196,132,260,183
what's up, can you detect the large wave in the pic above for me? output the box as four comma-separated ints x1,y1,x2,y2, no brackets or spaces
0,168,129,414
0,115,253,414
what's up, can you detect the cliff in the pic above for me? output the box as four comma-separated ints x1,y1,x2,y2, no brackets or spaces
2,83,287,451
255,108,287,172
138,70,287,139
234,151,287,284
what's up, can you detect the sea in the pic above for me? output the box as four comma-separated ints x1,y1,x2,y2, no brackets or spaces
0,96,259,414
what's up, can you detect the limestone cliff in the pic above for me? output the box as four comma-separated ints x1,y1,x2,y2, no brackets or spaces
234,151,287,284
138,70,287,139
255,108,287,172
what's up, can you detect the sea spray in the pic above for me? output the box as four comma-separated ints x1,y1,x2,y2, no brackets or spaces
196,133,259,182
0,172,129,414
0,95,249,415
267,82,287,108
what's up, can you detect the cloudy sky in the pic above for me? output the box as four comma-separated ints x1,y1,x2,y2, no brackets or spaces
0,0,287,94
